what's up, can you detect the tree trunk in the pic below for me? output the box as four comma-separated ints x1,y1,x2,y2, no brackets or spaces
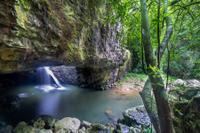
149,73,174,133
140,79,160,133
140,0,174,132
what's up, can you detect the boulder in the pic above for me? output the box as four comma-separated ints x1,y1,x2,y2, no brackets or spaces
81,120,91,128
169,79,200,90
78,127,86,133
117,123,130,133
185,79,200,89
169,79,200,100
54,117,81,133
173,79,187,86
91,123,107,130
33,118,45,129
87,123,112,133
55,128,71,133
35,129,53,133
33,115,56,129
173,96,200,133
121,106,151,127
13,122,35,133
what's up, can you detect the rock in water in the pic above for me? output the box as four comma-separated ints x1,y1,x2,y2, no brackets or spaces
35,129,53,133
117,123,130,133
88,123,108,132
81,120,91,128
54,117,81,133
13,122,35,133
33,118,45,129
122,106,151,127
33,115,56,129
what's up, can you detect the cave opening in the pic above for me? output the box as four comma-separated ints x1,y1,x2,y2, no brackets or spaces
0,65,143,126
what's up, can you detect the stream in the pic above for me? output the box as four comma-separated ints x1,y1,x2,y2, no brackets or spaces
0,67,143,125
0,84,143,125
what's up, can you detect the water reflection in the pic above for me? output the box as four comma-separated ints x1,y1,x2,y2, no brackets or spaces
38,93,61,116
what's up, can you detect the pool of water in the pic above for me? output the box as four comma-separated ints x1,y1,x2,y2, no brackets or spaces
0,85,143,125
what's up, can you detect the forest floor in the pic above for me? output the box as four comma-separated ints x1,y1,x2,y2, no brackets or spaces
113,72,177,96
112,72,148,96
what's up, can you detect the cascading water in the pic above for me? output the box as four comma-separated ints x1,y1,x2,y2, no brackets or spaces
36,66,66,92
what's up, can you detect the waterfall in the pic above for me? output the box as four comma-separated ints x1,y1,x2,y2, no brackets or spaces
36,66,65,92
43,67,63,88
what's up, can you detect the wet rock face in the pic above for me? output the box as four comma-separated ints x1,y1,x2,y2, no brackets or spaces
50,49,131,89
51,66,78,85
0,0,131,88
0,0,128,73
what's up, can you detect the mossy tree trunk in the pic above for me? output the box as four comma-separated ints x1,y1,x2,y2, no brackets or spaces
140,79,160,133
140,0,174,133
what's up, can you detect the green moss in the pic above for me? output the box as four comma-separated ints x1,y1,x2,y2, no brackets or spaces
79,47,86,61
15,1,39,39
63,5,75,22
48,12,61,28
65,43,87,63
89,123,107,131
15,5,28,29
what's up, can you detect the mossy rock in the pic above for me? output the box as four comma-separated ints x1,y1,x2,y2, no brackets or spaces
87,123,108,132
13,122,35,133
173,96,200,133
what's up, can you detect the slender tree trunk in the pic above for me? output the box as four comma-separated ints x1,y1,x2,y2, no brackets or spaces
140,79,160,133
157,0,161,68
140,26,146,73
140,0,174,133
149,73,174,133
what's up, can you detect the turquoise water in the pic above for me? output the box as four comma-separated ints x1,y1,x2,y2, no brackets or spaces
0,85,143,125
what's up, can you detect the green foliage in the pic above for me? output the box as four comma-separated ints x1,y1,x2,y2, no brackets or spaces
106,0,142,68
123,72,147,81
161,0,200,79
107,0,200,78
163,45,200,79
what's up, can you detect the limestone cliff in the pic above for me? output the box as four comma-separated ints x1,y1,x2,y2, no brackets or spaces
0,0,131,89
